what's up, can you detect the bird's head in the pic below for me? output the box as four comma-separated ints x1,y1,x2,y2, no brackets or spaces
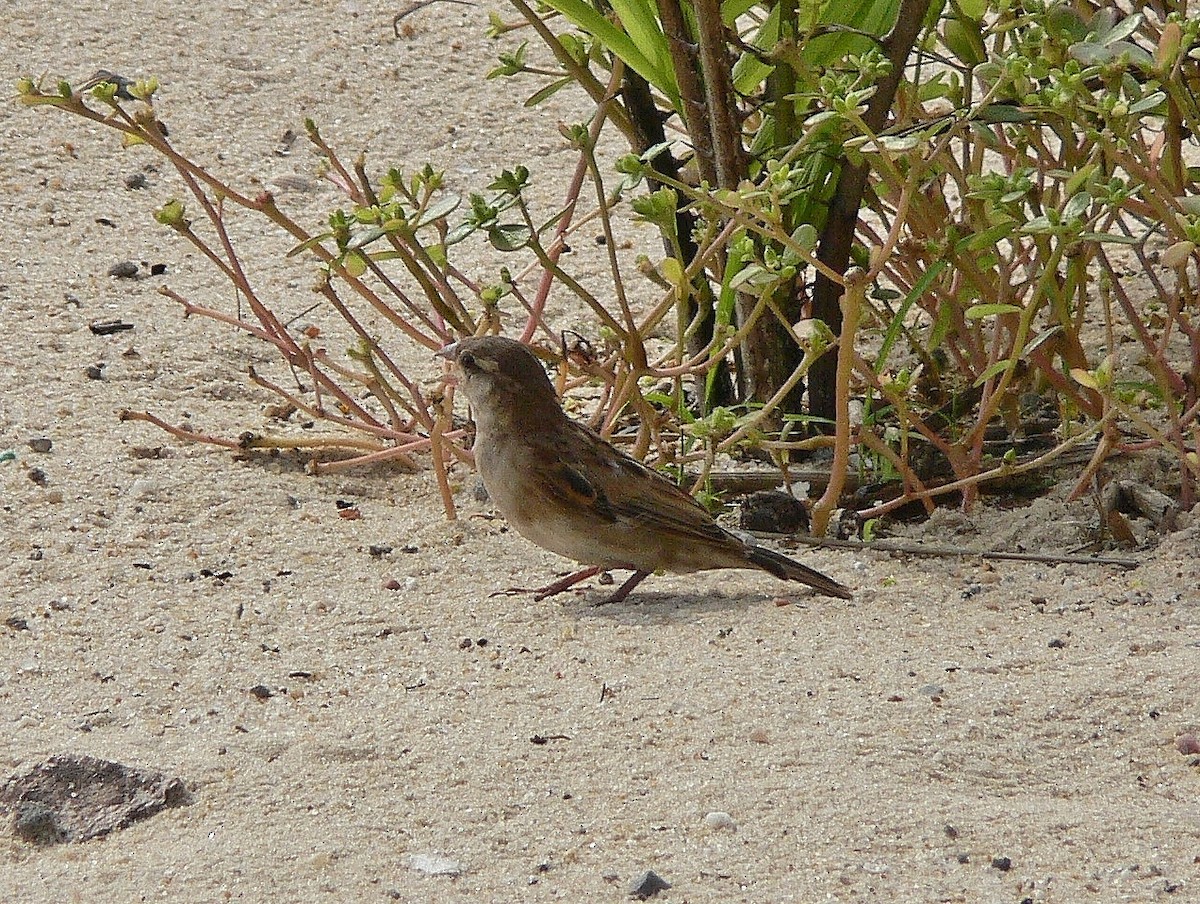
437,336,560,431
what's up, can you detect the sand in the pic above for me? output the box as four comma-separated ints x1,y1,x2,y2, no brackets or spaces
2,3,1199,901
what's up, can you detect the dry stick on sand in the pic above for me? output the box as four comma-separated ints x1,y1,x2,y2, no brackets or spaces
778,534,1139,570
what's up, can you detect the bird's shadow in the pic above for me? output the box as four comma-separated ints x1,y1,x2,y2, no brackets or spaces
564,587,811,624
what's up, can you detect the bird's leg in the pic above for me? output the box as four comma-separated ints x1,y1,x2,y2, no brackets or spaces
593,570,651,606
501,566,603,601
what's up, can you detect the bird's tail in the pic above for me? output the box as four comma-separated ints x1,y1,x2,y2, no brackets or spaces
745,544,852,599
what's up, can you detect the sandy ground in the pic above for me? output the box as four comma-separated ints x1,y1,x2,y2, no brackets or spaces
2,3,1199,902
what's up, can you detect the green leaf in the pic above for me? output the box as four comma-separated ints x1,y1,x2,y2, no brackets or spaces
1098,11,1142,45
1070,367,1098,389
973,359,1015,386
346,226,387,250
1069,41,1113,65
608,0,672,83
343,250,368,278
1025,326,1062,356
414,194,461,229
728,264,768,290
928,294,954,351
956,0,987,20
956,222,1017,253
487,223,532,252
288,232,333,258
425,243,447,270
525,76,573,107
444,222,476,246
661,256,685,288
1020,215,1056,234
1128,91,1166,115
542,0,677,101
972,102,1038,124
1079,231,1141,244
732,3,778,95
791,223,819,253
1062,191,1092,221
965,303,1022,320
944,17,986,67
1064,162,1098,196
874,260,947,371
721,0,757,25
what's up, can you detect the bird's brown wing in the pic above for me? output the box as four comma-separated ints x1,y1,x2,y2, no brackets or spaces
551,420,734,546
542,459,619,523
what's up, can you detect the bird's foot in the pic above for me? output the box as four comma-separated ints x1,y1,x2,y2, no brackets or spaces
493,566,651,604
591,570,651,606
489,566,604,601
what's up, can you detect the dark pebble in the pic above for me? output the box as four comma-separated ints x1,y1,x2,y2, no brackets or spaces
739,490,810,534
27,438,53,453
991,856,1012,871
248,684,274,700
107,261,139,279
5,616,30,631
628,869,671,899
27,468,48,486
85,363,105,380
88,319,135,336
369,544,394,557
1048,637,1066,649
1,753,188,844
124,172,147,190
14,802,64,845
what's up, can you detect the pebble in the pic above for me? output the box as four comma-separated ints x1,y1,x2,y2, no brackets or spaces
628,869,671,899
14,802,63,845
130,477,167,500
108,260,139,278
739,490,809,533
1176,733,1200,755
27,438,53,453
406,853,462,876
703,811,737,831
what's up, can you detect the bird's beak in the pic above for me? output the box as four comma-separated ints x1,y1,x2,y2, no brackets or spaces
437,341,461,387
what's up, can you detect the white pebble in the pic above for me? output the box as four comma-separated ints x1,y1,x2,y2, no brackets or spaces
703,811,737,831
406,853,463,876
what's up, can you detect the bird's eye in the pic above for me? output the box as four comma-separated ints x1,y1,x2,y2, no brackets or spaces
459,351,475,369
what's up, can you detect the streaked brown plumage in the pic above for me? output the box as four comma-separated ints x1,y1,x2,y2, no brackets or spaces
439,336,851,603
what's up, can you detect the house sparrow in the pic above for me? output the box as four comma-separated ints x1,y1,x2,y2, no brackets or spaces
438,336,851,603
